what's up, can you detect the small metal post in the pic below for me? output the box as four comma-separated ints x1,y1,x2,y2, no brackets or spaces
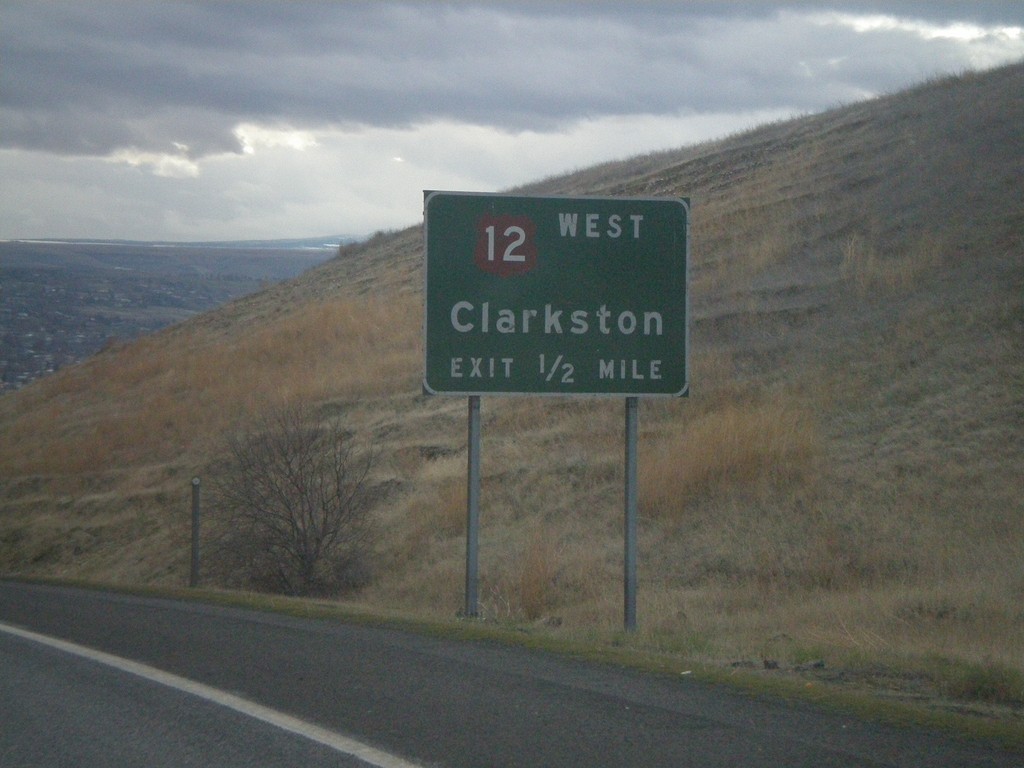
465,396,481,617
190,476,201,588
624,397,639,632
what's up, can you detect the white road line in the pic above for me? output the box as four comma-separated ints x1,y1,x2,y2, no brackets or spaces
0,620,424,768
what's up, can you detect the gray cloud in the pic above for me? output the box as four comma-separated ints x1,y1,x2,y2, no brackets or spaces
6,1,1021,160
2,1,1022,240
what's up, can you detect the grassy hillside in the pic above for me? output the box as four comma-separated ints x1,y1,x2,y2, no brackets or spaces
2,62,1022,713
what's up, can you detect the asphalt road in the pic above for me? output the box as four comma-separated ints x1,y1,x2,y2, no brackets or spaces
0,581,1019,767
1,628,377,767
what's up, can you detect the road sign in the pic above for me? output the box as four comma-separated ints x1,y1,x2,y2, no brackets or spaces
423,191,689,396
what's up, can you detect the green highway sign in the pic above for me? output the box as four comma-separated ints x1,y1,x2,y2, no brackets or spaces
423,191,689,396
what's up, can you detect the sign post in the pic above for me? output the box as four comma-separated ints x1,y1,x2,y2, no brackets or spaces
465,395,481,618
624,397,639,631
190,476,201,588
424,191,688,629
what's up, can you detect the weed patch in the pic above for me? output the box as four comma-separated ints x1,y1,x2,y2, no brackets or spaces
640,394,820,518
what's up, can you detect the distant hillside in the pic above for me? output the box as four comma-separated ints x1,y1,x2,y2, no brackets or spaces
0,239,339,389
1,62,1022,714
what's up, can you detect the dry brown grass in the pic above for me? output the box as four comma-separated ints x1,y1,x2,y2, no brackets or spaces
840,231,946,296
690,171,800,295
513,527,561,620
0,293,420,476
640,393,822,517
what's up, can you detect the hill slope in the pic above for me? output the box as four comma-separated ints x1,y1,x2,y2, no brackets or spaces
1,63,1022,708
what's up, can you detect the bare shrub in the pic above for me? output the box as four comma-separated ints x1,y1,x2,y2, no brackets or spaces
208,404,377,597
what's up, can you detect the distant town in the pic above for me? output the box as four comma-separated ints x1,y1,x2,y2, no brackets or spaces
0,238,347,391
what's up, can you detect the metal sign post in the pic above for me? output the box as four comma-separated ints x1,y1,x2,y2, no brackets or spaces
465,396,481,618
423,191,688,630
624,397,639,631
190,476,201,588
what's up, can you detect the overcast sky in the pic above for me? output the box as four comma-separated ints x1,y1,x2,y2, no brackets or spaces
2,1,1022,242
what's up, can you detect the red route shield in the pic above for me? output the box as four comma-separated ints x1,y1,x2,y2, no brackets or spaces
473,214,538,277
